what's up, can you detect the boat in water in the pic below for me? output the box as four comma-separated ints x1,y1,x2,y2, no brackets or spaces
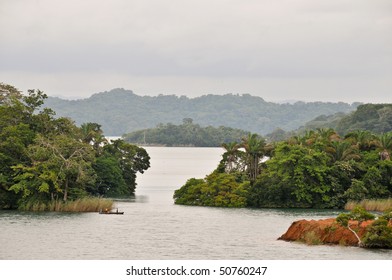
99,208,124,215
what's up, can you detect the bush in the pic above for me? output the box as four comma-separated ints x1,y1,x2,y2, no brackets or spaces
363,218,392,249
173,172,249,207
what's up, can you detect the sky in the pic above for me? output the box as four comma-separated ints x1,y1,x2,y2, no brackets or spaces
1,0,391,103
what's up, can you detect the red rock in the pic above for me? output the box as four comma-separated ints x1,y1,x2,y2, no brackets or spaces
279,218,374,246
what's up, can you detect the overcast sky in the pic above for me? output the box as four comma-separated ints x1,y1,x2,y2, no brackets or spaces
1,0,391,103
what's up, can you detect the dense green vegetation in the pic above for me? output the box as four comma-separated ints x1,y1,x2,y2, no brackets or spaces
0,83,150,210
123,118,251,147
44,88,358,136
276,104,392,141
174,129,392,209
174,133,268,207
336,207,392,249
336,104,392,135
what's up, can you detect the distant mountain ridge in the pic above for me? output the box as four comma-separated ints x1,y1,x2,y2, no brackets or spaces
44,88,360,136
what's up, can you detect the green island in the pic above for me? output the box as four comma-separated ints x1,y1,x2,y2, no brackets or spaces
0,83,150,211
174,129,392,209
123,118,251,147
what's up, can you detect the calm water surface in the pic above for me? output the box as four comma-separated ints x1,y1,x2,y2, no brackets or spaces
1,147,391,260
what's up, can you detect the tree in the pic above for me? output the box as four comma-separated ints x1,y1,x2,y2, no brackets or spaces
336,206,375,247
23,89,48,115
345,130,377,152
0,85,48,208
221,142,242,173
80,122,107,154
315,128,340,143
93,155,127,196
102,139,150,195
375,132,392,160
241,133,266,182
362,218,392,249
11,134,96,202
325,141,360,162
182,118,193,125
173,172,249,207
1,83,152,210
0,83,22,105
0,123,35,208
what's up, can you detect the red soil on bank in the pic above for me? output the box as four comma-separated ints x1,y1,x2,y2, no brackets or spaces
278,218,374,246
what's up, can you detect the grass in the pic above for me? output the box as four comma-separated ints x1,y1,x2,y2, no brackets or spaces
345,199,392,212
19,197,114,212
301,230,323,245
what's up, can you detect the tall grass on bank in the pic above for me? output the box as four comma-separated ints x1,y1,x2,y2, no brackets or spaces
345,199,392,212
19,197,113,212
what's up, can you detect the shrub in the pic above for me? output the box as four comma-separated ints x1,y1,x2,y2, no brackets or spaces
301,231,322,245
363,218,392,249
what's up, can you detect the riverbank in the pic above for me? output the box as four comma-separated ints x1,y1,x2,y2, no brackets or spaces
345,198,392,212
17,197,113,212
278,218,372,246
279,216,392,249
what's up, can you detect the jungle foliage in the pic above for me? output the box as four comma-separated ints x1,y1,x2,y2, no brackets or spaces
123,118,251,147
174,128,392,209
0,83,150,210
284,104,392,141
337,207,392,249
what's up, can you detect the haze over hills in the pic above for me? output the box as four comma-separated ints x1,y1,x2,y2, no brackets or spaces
43,88,360,136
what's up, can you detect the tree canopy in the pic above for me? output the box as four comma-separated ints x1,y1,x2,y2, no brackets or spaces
289,104,392,140
123,118,252,147
0,83,150,210
174,127,392,209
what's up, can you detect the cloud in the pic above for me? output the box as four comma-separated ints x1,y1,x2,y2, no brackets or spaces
0,0,391,102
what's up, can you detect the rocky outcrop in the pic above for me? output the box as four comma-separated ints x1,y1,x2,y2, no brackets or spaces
279,218,374,246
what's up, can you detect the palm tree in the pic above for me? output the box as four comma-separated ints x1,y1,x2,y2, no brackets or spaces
241,133,266,182
375,132,392,160
326,140,360,162
81,123,102,143
345,130,377,152
316,128,340,143
288,135,306,146
221,142,241,173
80,122,107,155
303,130,316,146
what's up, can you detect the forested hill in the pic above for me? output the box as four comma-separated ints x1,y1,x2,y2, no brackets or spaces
44,88,359,136
291,104,392,137
123,119,251,147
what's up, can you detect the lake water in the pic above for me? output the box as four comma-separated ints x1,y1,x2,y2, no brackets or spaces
1,147,392,260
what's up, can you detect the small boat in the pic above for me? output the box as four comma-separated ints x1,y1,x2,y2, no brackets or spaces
99,208,124,215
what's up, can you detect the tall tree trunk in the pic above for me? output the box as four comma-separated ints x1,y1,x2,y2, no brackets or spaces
63,177,69,201
249,154,259,183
